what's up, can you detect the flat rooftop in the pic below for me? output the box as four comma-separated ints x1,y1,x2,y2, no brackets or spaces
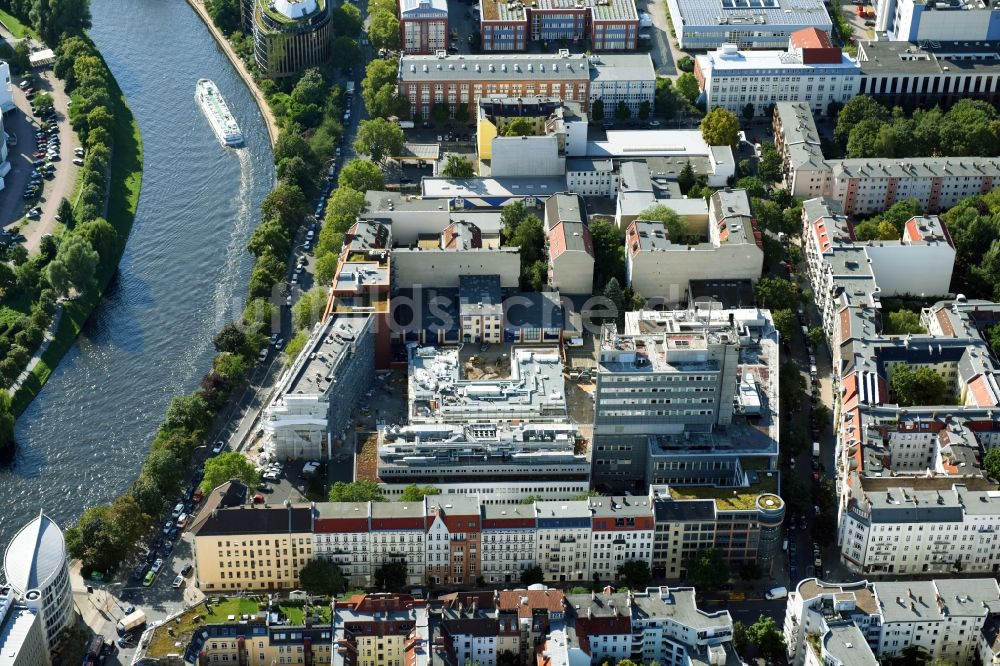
481,0,638,22
279,314,371,398
399,53,591,83
588,130,715,158
858,40,1000,75
421,177,569,199
408,346,568,422
673,0,830,28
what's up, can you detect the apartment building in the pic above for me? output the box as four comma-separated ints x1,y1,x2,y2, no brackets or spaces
588,496,655,582
400,0,448,54
695,29,861,116
534,501,593,583
333,594,431,666
775,106,1000,213
192,504,314,592
545,193,594,295
476,97,588,168
625,189,764,304
262,313,375,460
772,102,829,198
376,422,590,501
370,501,428,587
615,160,710,231
856,40,1000,110
313,502,374,588
392,225,522,289
874,0,1000,41
566,158,615,197
0,587,50,666
481,505,537,584
244,0,334,78
592,306,779,489
665,0,831,49
785,578,1000,666
425,496,481,586
478,0,638,51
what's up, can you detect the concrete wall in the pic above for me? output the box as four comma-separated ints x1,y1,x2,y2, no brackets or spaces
626,243,764,304
865,243,955,297
393,248,521,288
551,251,595,295
490,135,565,176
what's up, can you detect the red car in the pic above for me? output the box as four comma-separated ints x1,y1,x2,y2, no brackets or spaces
252,493,265,504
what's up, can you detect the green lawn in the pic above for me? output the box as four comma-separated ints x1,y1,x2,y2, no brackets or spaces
12,49,143,415
146,598,264,658
278,604,332,625
0,9,38,40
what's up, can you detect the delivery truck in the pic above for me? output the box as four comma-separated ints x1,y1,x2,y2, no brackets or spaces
116,609,146,636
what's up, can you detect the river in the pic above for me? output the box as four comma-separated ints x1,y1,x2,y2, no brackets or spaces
0,0,274,546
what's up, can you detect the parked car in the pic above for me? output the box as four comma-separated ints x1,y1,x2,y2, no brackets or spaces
181,564,194,577
72,157,84,166
150,558,164,574
171,576,184,589
212,440,226,454
142,571,156,587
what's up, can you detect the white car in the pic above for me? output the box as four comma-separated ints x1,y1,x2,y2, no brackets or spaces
151,558,164,574
262,471,279,481
171,575,184,589
212,440,225,454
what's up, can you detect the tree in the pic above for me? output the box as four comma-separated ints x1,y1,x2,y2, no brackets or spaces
354,118,404,164
339,160,385,192
742,102,755,120
432,102,451,125
373,561,408,591
640,204,689,244
885,309,924,335
520,566,544,585
735,176,766,199
807,326,826,351
0,390,14,453
47,233,98,297
142,447,186,496
739,561,762,581
746,615,786,661
500,117,533,137
32,0,92,44
733,621,748,653
834,95,890,147
363,59,407,118
328,480,385,502
298,558,347,596
201,451,260,492
771,309,795,343
368,10,400,50
261,183,308,230
590,218,625,290
164,392,212,433
755,276,799,310
758,142,782,183
293,287,329,330
247,218,291,259
678,161,696,194
890,364,952,406
314,253,340,287
0,263,14,298
683,548,729,590
330,36,361,66
984,448,1000,481
677,55,695,72
213,323,249,355
615,101,630,121
441,155,475,178
591,99,605,123
701,107,740,147
603,277,626,316
675,72,700,103
277,155,317,195
321,186,367,241
617,560,651,589
332,3,364,36
206,0,240,34
501,200,531,239
399,483,441,501
854,219,898,241
76,218,118,267
57,197,76,229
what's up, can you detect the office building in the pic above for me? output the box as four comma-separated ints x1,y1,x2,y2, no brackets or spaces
695,29,861,116
262,313,375,460
587,53,656,115
856,40,1000,109
478,0,639,51
0,587,50,666
244,0,334,78
408,345,567,423
566,158,616,197
785,578,1000,666
375,422,590,501
592,306,780,489
2,512,73,649
400,0,448,54
875,0,1000,41
665,0,831,49
625,189,764,305
398,52,654,120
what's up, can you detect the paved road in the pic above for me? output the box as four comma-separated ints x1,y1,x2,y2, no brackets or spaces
642,0,677,76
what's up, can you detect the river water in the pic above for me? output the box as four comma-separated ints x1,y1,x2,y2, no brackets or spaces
0,0,274,546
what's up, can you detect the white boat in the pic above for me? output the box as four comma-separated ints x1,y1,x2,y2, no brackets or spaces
195,79,243,147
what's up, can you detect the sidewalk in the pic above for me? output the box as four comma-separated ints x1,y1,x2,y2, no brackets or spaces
8,303,63,393
185,0,279,148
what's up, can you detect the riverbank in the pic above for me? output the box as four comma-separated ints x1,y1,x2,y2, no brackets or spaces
185,0,278,148
11,53,143,416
